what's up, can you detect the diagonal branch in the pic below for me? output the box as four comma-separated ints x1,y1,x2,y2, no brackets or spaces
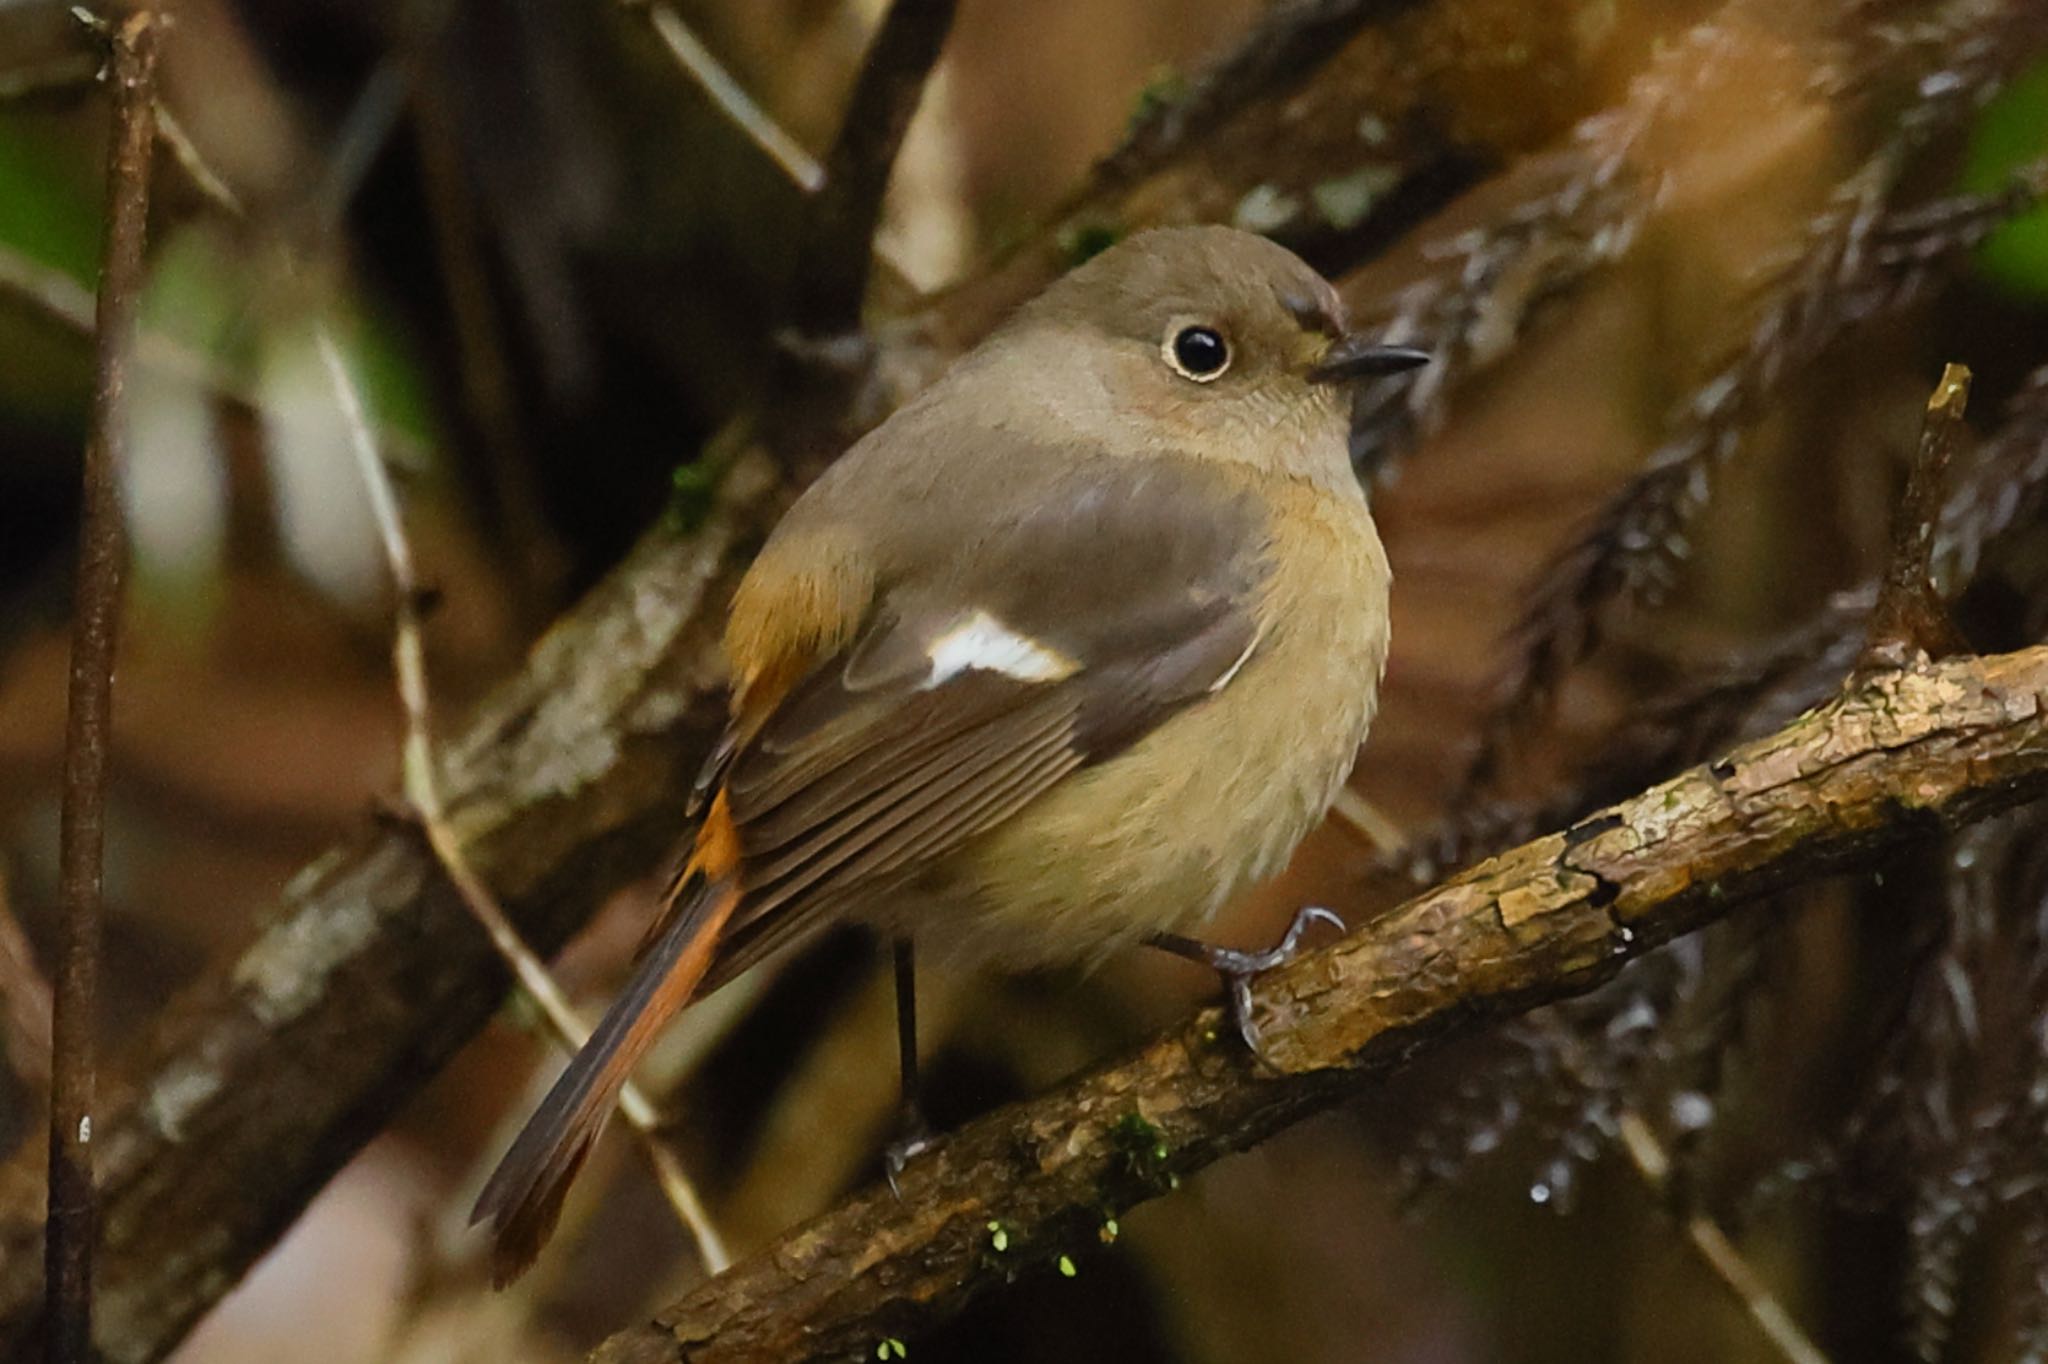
0,869,52,1095
312,324,731,1274
1099,0,1428,184
783,0,958,338
594,645,2048,1364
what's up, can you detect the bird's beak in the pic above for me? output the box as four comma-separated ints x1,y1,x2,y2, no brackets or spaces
1310,337,1431,384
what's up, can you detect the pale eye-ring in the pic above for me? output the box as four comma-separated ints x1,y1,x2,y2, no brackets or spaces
1162,323,1231,381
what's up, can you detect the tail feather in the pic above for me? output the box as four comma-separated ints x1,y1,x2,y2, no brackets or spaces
471,873,740,1285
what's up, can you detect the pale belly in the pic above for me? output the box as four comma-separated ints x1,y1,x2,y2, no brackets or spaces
865,499,1391,971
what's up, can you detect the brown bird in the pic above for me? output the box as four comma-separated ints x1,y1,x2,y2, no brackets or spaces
471,224,1427,1281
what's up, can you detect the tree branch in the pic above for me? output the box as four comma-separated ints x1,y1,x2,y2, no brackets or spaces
784,0,958,337
315,320,730,1273
1860,362,1971,669
593,644,2048,1364
1098,0,1428,185
44,12,159,1362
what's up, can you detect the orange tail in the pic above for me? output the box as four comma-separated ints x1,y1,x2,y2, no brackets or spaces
472,799,743,1285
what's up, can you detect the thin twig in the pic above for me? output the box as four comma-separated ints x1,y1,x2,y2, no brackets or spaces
0,237,251,409
150,100,243,218
0,869,53,1092
46,12,159,1363
1933,362,2048,589
630,2,923,292
634,2,824,192
0,243,96,335
148,50,731,1269
1540,1015,1831,1364
1860,363,1973,670
1326,787,1407,856
311,326,730,1275
1612,1112,1831,1364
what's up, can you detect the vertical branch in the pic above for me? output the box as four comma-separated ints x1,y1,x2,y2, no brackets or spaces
45,10,160,1363
785,0,958,337
1860,363,1972,670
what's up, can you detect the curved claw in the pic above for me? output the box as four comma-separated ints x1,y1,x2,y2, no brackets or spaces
1149,906,1349,1067
884,1119,933,1198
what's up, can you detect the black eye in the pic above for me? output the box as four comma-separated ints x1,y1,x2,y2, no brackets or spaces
1166,324,1230,381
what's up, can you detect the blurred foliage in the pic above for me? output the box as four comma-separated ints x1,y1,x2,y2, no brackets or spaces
1962,56,2048,299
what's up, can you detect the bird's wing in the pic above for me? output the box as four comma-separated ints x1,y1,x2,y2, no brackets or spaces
699,454,1274,985
472,453,1272,1280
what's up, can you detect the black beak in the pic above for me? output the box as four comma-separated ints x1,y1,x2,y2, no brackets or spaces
1310,338,1431,384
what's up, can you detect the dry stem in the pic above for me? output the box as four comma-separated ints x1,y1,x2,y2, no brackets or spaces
1859,362,1972,669
312,325,730,1275
45,12,159,1362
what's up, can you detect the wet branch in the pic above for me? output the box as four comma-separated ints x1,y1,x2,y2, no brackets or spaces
595,645,2048,1364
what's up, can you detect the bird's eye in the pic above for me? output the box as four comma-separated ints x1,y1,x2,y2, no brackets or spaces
1164,324,1231,382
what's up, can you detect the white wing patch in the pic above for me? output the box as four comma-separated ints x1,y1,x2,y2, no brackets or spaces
1207,625,1263,693
925,610,1078,688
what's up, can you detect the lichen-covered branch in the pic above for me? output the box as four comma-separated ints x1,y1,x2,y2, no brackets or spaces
0,446,782,1363
591,644,2048,1364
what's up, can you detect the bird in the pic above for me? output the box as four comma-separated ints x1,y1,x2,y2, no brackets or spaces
471,224,1428,1282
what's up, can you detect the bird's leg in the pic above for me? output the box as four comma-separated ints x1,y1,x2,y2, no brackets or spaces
884,937,932,1193
1146,906,1346,1064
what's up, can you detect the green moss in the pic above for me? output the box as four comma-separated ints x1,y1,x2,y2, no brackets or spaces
1109,1112,1173,1186
1128,66,1189,132
1060,221,1122,267
666,458,723,533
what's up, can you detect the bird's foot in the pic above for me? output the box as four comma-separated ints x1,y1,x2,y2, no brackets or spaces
883,1108,934,1198
1149,906,1346,1065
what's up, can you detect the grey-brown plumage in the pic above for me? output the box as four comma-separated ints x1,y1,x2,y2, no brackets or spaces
473,225,1426,1281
